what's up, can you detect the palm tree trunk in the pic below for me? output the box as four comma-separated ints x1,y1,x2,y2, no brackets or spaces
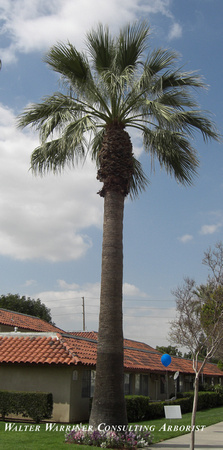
89,190,128,428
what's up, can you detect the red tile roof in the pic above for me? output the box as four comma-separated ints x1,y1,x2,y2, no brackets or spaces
70,331,98,341
0,308,64,333
0,333,78,365
61,334,98,365
0,330,222,377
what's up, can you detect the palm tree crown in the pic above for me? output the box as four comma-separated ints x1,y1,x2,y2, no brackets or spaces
18,21,218,196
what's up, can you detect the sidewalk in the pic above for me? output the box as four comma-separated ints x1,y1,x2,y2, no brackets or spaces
151,421,223,449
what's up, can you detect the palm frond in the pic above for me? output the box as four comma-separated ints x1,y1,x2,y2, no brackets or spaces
86,24,114,72
17,93,76,130
116,21,150,72
156,90,197,109
143,129,199,186
145,48,179,76
30,114,97,175
91,129,105,165
154,70,206,93
129,157,149,199
172,110,220,142
31,135,87,175
44,42,91,89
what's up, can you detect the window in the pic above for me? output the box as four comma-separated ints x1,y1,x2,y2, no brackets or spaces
141,374,149,396
82,370,91,398
135,374,149,396
124,373,130,395
135,374,140,395
160,376,165,394
82,370,96,398
90,370,96,397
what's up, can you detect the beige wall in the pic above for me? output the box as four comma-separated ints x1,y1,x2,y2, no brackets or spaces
0,364,73,422
0,364,92,423
70,367,91,422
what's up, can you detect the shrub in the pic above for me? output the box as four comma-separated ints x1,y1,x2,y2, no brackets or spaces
144,401,165,420
197,391,223,410
182,391,194,398
172,396,193,414
199,382,214,391
214,384,223,395
125,390,223,422
217,360,223,371
0,390,53,423
125,396,150,422
125,395,194,421
176,392,184,399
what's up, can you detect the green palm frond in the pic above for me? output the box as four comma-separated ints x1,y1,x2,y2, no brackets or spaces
129,157,149,199
31,134,87,175
86,24,115,72
154,69,206,93
171,110,219,142
143,128,199,185
145,48,179,76
117,21,150,71
44,42,91,89
156,90,197,109
91,129,105,165
17,93,76,130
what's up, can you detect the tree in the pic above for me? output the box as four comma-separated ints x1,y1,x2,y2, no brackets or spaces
156,345,182,357
17,22,219,428
0,293,53,324
200,241,223,360
202,241,223,286
169,278,223,450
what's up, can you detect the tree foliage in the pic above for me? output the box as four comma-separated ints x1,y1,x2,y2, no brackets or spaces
170,278,223,361
202,241,223,286
0,293,53,324
156,345,182,357
169,243,223,450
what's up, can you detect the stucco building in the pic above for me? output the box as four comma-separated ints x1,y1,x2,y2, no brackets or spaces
0,309,222,423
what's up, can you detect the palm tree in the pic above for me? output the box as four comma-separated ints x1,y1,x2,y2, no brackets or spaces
17,21,219,428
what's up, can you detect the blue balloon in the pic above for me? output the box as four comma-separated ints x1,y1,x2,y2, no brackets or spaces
161,353,172,367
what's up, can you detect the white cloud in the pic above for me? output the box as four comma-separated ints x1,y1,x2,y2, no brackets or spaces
168,22,182,40
34,281,101,331
0,0,182,63
178,234,193,243
57,280,80,291
123,282,148,298
35,280,174,347
123,306,175,348
0,0,134,62
200,223,222,235
0,104,103,261
23,280,37,287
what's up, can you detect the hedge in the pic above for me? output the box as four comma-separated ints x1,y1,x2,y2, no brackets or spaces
125,391,223,422
197,391,223,410
125,395,150,421
0,390,53,423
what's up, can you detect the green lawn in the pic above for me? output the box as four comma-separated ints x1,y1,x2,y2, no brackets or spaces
0,406,223,449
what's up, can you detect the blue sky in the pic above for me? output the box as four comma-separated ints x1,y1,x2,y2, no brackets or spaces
0,0,222,348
